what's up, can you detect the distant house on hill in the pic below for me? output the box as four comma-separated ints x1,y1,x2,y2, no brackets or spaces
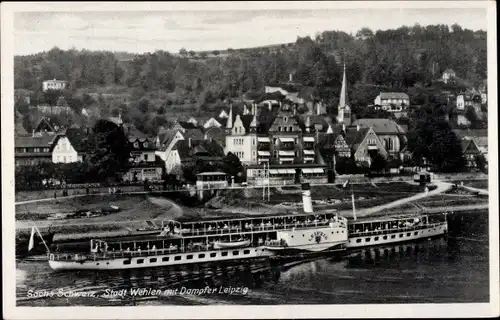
42,79,67,92
373,92,410,112
442,69,456,84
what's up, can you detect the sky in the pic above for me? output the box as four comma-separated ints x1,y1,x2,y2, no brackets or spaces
14,6,488,56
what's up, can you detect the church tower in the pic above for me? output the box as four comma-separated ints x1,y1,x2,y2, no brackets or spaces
337,62,351,126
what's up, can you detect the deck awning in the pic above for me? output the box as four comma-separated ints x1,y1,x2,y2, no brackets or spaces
279,150,295,157
367,145,378,150
269,169,279,174
313,168,324,173
258,151,271,156
279,137,295,143
303,137,315,142
304,157,315,162
257,137,270,142
302,168,314,173
277,169,289,174
303,150,315,155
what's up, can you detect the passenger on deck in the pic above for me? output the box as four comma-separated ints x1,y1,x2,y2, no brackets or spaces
223,224,228,230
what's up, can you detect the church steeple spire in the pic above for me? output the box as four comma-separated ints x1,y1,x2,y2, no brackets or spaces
338,62,348,109
337,60,351,126
226,103,233,130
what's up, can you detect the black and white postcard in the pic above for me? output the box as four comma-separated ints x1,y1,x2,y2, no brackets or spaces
1,1,498,319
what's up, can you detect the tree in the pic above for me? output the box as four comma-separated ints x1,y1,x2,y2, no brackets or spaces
370,152,388,173
212,50,220,56
43,89,63,107
475,153,487,172
407,105,465,172
179,48,188,57
222,152,244,182
188,50,196,57
465,105,478,126
84,119,133,181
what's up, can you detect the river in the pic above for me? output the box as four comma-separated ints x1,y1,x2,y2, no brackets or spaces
16,211,489,306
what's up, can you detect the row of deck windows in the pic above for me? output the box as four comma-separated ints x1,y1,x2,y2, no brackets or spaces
124,250,253,265
353,231,420,243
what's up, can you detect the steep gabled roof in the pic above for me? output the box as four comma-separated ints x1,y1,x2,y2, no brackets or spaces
157,129,179,146
344,127,371,150
352,118,406,135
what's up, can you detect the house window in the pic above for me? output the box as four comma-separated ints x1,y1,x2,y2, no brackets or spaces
278,126,282,131
144,154,149,161
289,126,293,131
134,142,139,148
144,142,148,148
252,139,256,146
284,116,288,122
273,151,277,158
294,138,298,144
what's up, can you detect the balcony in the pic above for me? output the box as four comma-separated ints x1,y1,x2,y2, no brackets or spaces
280,142,295,150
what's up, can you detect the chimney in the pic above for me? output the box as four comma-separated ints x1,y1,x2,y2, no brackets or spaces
289,73,293,82
301,183,313,213
188,137,192,148
316,102,320,115
342,123,346,132
356,125,360,132
32,129,35,137
204,133,208,140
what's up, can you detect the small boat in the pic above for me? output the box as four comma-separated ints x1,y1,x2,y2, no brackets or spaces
213,239,251,249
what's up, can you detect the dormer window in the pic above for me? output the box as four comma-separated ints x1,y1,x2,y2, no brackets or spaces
134,142,139,148
284,116,288,122
144,142,148,148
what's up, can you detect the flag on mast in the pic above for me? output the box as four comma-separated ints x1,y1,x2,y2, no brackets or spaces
28,226,35,251
352,192,357,221
342,180,349,188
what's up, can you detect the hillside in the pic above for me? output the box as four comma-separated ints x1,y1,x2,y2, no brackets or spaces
14,24,487,136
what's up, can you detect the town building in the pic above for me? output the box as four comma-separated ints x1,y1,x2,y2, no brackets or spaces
453,129,488,163
460,139,482,169
123,125,164,182
42,79,67,92
373,92,410,112
196,172,228,190
51,128,87,163
246,163,328,186
351,118,407,159
442,69,456,84
344,126,388,165
165,138,225,178
224,104,258,165
15,135,57,166
317,124,351,166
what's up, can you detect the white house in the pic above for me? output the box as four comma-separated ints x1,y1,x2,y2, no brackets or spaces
442,69,456,84
373,92,410,112
42,79,67,92
224,114,258,165
51,129,86,163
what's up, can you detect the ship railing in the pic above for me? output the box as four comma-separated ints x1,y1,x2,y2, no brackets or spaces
50,242,266,262
348,222,446,237
180,220,345,237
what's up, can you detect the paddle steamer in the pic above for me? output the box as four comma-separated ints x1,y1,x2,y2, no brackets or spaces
48,184,349,271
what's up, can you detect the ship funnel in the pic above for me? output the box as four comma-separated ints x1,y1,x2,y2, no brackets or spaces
302,183,313,213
